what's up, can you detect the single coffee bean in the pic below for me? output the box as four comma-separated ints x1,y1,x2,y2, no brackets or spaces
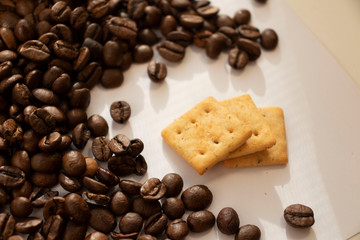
84,157,98,177
0,27,17,50
30,187,59,208
144,5,162,27
110,191,131,216
108,155,137,176
30,172,58,188
37,33,59,51
0,74,23,95
128,0,148,19
133,44,153,63
216,14,236,28
107,16,138,40
235,224,261,240
31,152,61,173
166,30,193,47
196,5,219,18
64,193,90,223
10,196,33,218
41,106,66,126
50,23,73,42
119,212,143,234
67,108,87,129
72,123,91,149
162,173,183,197
161,15,177,37
284,204,315,228
92,136,111,162
2,118,23,143
135,155,147,176
108,134,131,155
83,23,102,42
260,28,278,50
96,167,119,186
29,108,56,136
118,179,141,196
206,33,226,59
0,165,26,188
228,48,249,70
89,207,116,233
87,0,109,19
179,14,204,29
70,6,89,30
100,68,124,88
77,62,102,89
53,40,79,60
42,215,64,240
82,192,110,207
43,196,65,220
187,210,215,232
62,151,86,177
73,46,90,72
11,180,32,199
8,235,25,240
58,135,72,151
0,213,16,240
162,197,185,220
32,88,60,106
12,83,32,106
62,220,88,240
193,30,212,48
42,66,64,89
166,219,189,240
236,38,261,60
15,217,43,234
132,196,161,218
51,1,72,23
138,28,159,46
140,177,167,201
83,38,103,61
110,101,131,124
38,132,61,152
144,212,168,236
69,87,91,109
85,232,109,240
58,172,83,193
0,50,17,62
18,40,50,62
52,73,72,95
234,9,251,25
147,61,167,82
157,40,185,62
217,207,240,235
171,0,190,9
181,185,213,211
87,114,108,137
83,176,110,194
102,40,123,68
138,235,157,240
0,61,12,79
237,25,261,40
11,150,31,176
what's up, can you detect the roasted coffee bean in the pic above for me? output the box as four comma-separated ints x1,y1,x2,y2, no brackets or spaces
29,108,56,136
0,61,12,79
18,40,50,62
228,48,249,70
15,19,35,43
193,30,212,48
138,235,157,240
77,62,102,89
0,165,25,188
59,172,83,193
180,14,204,29
42,66,64,89
64,193,90,223
11,180,32,198
107,16,138,40
37,32,59,50
237,25,261,40
197,4,219,18
132,196,161,218
0,137,9,152
70,6,89,30
119,179,142,195
0,74,22,95
43,196,65,220
120,52,133,71
171,0,190,9
31,152,61,173
166,219,189,240
67,108,87,129
69,87,91,109
87,0,109,19
38,132,61,152
62,151,86,177
0,214,16,240
234,9,251,25
216,14,236,28
73,46,90,72
11,150,31,176
53,40,79,60
162,197,185,220
30,172,58,188
62,220,88,240
217,207,240,235
110,191,131,216
27,232,45,240
236,38,261,60
147,61,167,82
181,185,212,211
144,212,168,236
102,41,123,68
51,73,71,95
30,188,59,208
96,167,119,186
144,6,162,27
50,24,73,43
187,210,215,232
135,155,147,176
82,192,110,207
92,137,111,162
15,217,43,234
89,207,116,233
108,134,130,155
87,114,108,137
162,173,183,197
100,68,124,88
83,38,103,61
206,32,226,59
161,15,177,37
42,215,64,240
85,232,109,240
72,123,91,149
166,30,193,47
2,118,23,143
51,1,71,23
58,135,72,151
0,50,17,62
0,27,17,50
138,29,159,46
110,101,131,124
32,88,60,106
128,0,148,19
157,40,185,62
119,212,143,234
260,28,278,50
10,196,33,218
133,44,153,63
83,176,109,194
284,204,315,228
84,157,98,177
84,23,102,42
235,224,261,240
12,83,32,107
108,155,136,176
140,177,167,201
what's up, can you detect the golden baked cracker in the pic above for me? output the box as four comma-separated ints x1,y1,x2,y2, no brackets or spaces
161,96,252,175
221,94,276,159
224,107,288,168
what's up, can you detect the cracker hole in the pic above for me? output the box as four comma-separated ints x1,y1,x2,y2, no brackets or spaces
228,129,233,133
204,109,210,113
253,130,259,136
199,150,205,155
190,119,196,124
176,130,182,134
213,140,219,144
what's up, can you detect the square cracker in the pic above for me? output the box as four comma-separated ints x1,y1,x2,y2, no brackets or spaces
223,107,288,168
161,96,252,175
221,95,276,159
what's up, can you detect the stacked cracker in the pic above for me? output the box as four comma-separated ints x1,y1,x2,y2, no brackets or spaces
161,95,288,175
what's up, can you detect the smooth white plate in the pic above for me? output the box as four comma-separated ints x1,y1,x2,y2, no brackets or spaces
87,0,360,239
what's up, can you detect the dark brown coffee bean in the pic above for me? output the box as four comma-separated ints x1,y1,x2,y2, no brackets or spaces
137,235,157,240
0,74,22,95
236,38,261,60
59,172,83,193
62,150,86,177
83,176,109,194
14,19,35,42
42,106,66,126
133,44,153,63
30,172,58,188
132,196,161,218
31,152,61,173
50,24,73,43
96,167,119,186
108,134,131,155
171,0,190,9
166,30,193,47
74,46,90,72
82,192,110,207
15,217,43,234
235,224,261,240
0,165,25,188
234,9,251,25
0,27,17,50
100,68,124,88
284,204,315,228
0,50,17,62
162,197,185,220
135,155,147,175
0,61,12,79
64,193,90,223
42,215,64,240
42,66,64,89
157,40,185,62
228,48,249,70
237,25,260,40
120,52,133,71
70,6,88,30
144,212,168,236
196,5,219,18
11,150,30,176
161,15,177,37
32,88,60,106
85,232,109,240
187,210,215,232
30,187,59,208
10,196,33,218
87,0,109,19
89,207,116,233
107,16,138,40
193,30,212,48
1,214,15,240
83,38,103,61
102,41,123,68
83,157,98,177
36,21,52,38
92,136,111,162
206,32,226,59
84,23,102,42
51,1,71,23
128,0,148,19
67,108,87,129
110,101,131,124
166,219,189,240
260,28,278,50
2,118,23,144
119,179,142,195
38,132,61,152
72,123,91,149
110,191,131,216
147,61,167,82
161,173,183,198
119,212,143,234
217,207,240,235
43,196,65,220
18,40,50,62
140,177,167,201
69,87,91,109
108,155,136,176
11,180,32,198
52,73,71,95
77,62,102,89
144,6,162,27
62,220,87,240
53,40,79,60
16,0,35,17
180,14,204,29
216,14,236,28
87,114,108,137
28,232,45,240
29,108,56,136
138,29,159,46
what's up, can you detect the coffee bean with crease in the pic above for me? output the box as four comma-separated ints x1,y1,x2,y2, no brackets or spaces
144,212,168,236
50,24,73,43
29,108,56,136
284,204,315,228
83,176,109,194
147,61,167,82
228,48,249,70
30,187,59,208
135,155,147,175
0,165,25,188
12,83,32,106
72,123,91,149
83,38,103,61
87,0,109,19
110,101,131,124
119,179,142,196
51,1,71,23
38,132,61,152
58,172,83,193
140,177,167,201
128,0,148,19
32,88,60,106
96,167,119,186
236,38,261,61
70,6,89,30
0,74,23,95
0,213,16,240
108,155,136,176
0,61,12,79
43,196,66,220
82,192,110,207
15,217,43,234
2,118,23,143
166,30,193,47
53,40,79,60
107,16,138,40
237,25,261,40
108,134,131,155
18,40,51,62
73,46,90,72
77,62,102,89
157,40,185,62
92,136,111,162
42,215,64,240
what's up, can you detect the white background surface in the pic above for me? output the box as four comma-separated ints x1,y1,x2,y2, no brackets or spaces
85,0,360,239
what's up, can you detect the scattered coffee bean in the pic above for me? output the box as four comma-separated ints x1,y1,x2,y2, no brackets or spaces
140,177,167,201
260,28,278,50
147,61,167,82
181,185,213,211
166,219,189,240
110,101,131,124
10,196,33,218
217,207,240,235
89,207,116,233
162,197,185,220
187,210,215,232
284,204,315,228
235,224,261,240
162,173,183,197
